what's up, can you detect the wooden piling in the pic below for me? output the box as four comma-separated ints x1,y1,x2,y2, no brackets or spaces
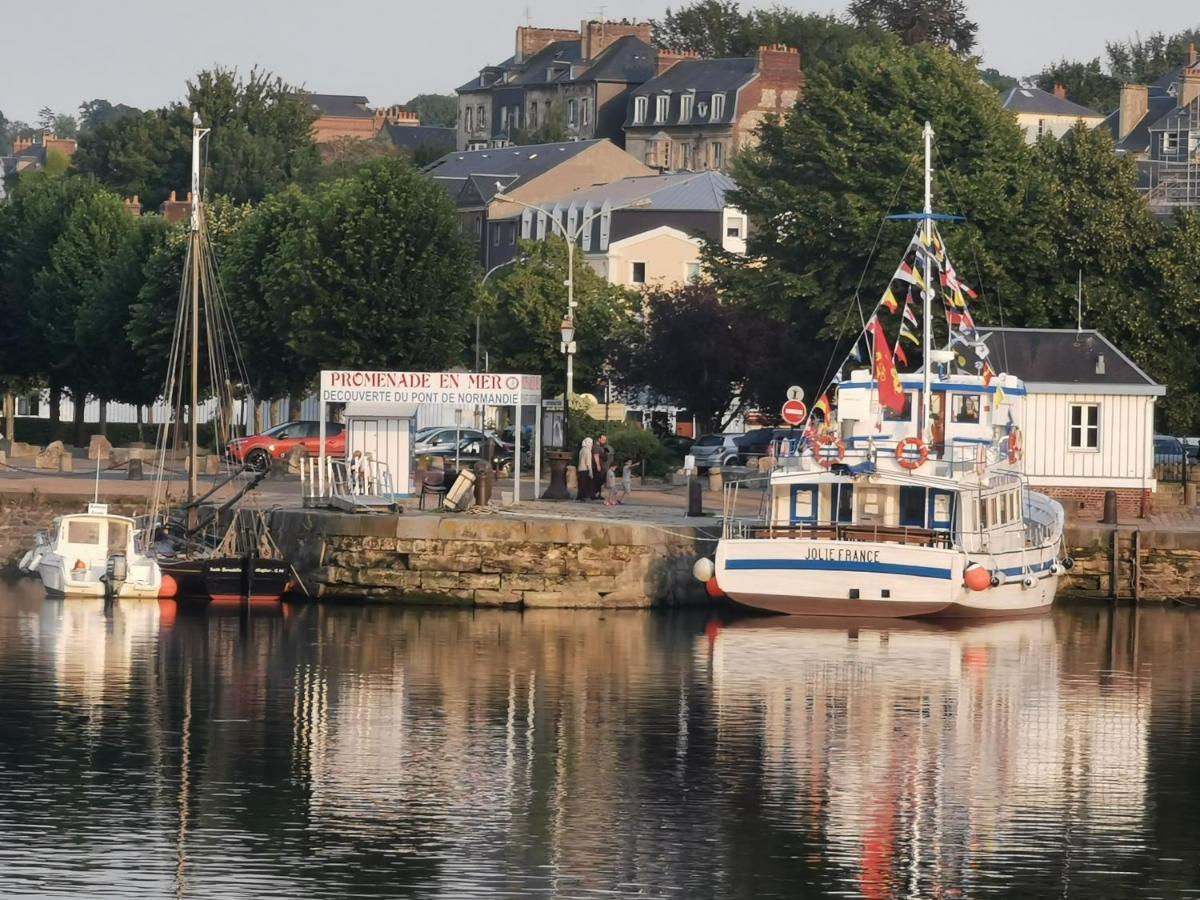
1133,529,1142,604
1110,528,1121,600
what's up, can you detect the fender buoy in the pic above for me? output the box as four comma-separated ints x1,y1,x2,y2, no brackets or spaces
17,550,33,572
814,433,845,468
692,557,715,584
706,576,725,599
1062,557,1076,571
896,437,929,470
1008,428,1022,464
158,573,178,599
1021,575,1037,589
963,563,991,592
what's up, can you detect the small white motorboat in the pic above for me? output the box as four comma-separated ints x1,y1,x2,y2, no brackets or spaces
18,503,165,599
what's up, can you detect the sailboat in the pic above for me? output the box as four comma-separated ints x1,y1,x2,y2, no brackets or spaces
706,123,1069,618
145,114,291,603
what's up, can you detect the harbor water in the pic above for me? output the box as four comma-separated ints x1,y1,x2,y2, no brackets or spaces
0,582,1198,899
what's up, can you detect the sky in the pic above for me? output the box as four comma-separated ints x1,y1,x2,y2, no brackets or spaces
3,0,1198,124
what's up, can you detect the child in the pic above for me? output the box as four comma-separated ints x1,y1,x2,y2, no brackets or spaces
607,459,634,506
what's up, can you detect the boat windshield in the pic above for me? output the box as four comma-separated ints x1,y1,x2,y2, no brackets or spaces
108,521,129,555
66,521,101,545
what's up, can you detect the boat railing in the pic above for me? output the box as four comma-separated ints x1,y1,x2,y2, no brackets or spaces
721,474,769,539
301,456,396,507
746,522,953,549
764,435,1011,477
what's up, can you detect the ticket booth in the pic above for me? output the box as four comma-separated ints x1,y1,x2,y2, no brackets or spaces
343,401,418,497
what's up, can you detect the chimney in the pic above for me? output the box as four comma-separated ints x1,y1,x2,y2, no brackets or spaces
755,44,803,84
1053,83,1067,99
123,195,142,217
1118,84,1148,142
1190,42,1198,67
1181,65,1200,109
514,26,578,64
656,49,699,76
580,19,653,61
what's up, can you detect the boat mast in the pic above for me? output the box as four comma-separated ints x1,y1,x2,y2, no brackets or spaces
187,114,209,510
921,121,934,441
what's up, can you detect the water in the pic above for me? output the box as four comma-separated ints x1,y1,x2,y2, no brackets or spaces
0,583,1198,900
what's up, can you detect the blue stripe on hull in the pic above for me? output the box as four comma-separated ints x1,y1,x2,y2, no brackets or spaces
724,559,954,580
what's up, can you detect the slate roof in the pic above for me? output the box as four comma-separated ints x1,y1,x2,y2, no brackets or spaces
625,57,757,128
423,140,603,206
307,94,373,118
511,40,582,86
381,124,456,154
1102,95,1179,153
544,169,737,211
984,328,1162,391
1000,86,1103,119
578,35,656,83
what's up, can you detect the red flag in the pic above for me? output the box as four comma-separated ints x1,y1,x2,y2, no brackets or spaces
871,318,907,414
894,340,908,367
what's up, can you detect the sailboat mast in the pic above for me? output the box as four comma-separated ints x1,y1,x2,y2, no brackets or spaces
187,116,205,506
921,121,934,440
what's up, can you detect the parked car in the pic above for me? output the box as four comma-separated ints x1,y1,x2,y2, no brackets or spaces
690,433,743,472
1154,435,1200,466
425,436,514,472
414,426,514,456
734,427,804,464
227,421,345,471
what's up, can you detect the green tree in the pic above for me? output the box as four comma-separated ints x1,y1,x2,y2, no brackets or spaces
847,0,977,56
979,67,1019,92
71,108,187,209
514,103,569,145
53,114,77,139
244,158,478,374
481,239,635,394
1144,210,1200,430
652,0,754,57
1032,58,1119,112
78,99,142,134
0,109,9,155
1107,27,1200,83
402,93,458,128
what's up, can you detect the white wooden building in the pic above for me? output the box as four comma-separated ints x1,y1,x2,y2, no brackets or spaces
988,328,1165,517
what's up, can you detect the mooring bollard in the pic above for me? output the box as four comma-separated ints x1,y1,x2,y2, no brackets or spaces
1101,490,1118,524
127,458,144,480
687,476,704,517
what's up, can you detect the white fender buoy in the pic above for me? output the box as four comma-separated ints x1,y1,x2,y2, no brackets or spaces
692,557,715,584
17,550,33,573
27,551,44,574
1050,562,1062,575
1022,575,1036,589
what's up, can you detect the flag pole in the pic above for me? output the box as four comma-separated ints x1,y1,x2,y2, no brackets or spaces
921,121,934,443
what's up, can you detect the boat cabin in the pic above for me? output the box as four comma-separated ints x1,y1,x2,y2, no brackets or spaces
47,508,141,586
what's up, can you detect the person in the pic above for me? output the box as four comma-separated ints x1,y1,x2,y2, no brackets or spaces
930,412,945,459
576,437,594,501
593,434,611,500
607,458,634,506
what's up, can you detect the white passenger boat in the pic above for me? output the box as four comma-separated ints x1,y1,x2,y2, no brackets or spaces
705,123,1068,619
18,503,164,599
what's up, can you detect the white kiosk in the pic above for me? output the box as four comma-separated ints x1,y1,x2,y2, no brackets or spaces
317,370,543,506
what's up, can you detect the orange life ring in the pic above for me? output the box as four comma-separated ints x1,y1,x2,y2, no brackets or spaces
1008,428,1021,464
815,433,845,468
896,437,929,470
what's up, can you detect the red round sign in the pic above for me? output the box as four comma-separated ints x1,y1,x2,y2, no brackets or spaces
781,399,807,426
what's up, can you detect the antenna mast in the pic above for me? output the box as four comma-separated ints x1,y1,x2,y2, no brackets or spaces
921,121,933,441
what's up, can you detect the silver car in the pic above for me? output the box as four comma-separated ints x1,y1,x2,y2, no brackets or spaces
690,433,743,472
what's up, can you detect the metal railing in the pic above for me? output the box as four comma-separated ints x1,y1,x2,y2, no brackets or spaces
300,456,396,507
761,434,1010,477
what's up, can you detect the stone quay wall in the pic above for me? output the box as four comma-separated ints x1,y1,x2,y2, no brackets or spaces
269,509,721,608
0,492,144,563
1062,524,1200,600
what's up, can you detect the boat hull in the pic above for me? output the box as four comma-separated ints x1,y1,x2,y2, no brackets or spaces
161,557,290,602
715,538,1056,620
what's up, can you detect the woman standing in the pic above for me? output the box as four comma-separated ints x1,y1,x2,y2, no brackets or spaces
577,437,594,501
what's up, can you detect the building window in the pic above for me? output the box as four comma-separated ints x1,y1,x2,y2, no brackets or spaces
711,92,725,121
656,94,670,123
512,106,521,130
474,218,482,238
726,216,744,238
477,105,486,128
1164,131,1180,154
17,395,39,416
710,141,724,169
632,262,646,284
493,224,501,246
680,93,694,122
581,98,590,126
633,96,647,124
1036,118,1047,138
1069,403,1099,450
500,106,509,130
465,107,474,131
508,223,516,245
530,101,538,128
685,261,702,283
568,99,578,126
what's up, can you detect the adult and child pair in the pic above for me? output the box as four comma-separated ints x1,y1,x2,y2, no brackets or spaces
576,435,630,505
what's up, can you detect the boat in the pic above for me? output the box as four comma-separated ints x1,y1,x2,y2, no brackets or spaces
18,503,164,599
704,122,1069,619
144,114,291,604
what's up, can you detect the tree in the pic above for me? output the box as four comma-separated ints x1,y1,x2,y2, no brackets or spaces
1107,27,1200,84
979,67,1019,92
481,239,635,394
514,103,569,145
53,114,77,139
72,108,189,209
78,99,142,134
847,0,977,56
402,94,457,128
1032,58,1120,113
241,158,479,374
1147,211,1200,430
309,134,402,186
0,109,8,155
653,0,754,57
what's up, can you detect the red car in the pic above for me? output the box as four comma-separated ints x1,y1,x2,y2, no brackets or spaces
226,421,345,471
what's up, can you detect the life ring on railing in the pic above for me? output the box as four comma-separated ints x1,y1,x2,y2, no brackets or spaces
895,437,929,470
1008,428,1022,464
814,433,845,468
975,444,986,475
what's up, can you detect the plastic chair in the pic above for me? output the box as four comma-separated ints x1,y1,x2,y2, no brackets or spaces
419,468,448,510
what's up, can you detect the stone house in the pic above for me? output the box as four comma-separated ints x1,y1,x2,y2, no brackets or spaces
622,45,804,173
424,139,652,268
455,21,656,151
1101,44,1200,215
1000,84,1105,143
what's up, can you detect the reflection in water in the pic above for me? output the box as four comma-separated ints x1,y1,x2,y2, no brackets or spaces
0,585,1197,899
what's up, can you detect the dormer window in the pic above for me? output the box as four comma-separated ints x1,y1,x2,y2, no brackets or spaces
634,96,648,124
680,93,694,123
697,101,709,119
656,94,670,123
710,93,725,121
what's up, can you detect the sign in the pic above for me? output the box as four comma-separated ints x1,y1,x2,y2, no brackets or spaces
542,398,564,411
319,370,542,407
684,454,696,473
781,399,808,426
786,385,805,402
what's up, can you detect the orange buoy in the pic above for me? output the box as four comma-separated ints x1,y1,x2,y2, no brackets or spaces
963,563,991,592
706,576,725,599
159,573,178,599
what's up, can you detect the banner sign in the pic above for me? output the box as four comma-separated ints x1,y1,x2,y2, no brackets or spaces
319,371,542,407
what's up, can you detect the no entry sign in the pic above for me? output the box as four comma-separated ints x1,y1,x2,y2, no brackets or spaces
781,399,808,426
